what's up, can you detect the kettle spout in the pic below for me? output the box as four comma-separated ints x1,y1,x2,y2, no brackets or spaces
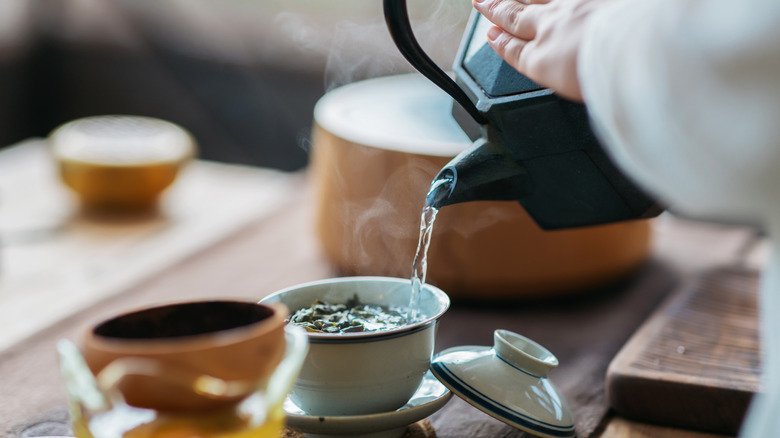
427,139,529,208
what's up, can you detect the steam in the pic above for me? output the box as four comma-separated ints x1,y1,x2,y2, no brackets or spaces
322,19,409,92
296,127,313,153
298,1,490,277
276,0,471,91
342,155,438,277
446,203,521,239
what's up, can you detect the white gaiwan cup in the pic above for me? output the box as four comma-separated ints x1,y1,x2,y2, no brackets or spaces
259,276,450,416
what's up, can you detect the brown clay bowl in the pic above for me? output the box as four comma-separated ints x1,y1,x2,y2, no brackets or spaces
49,115,196,212
82,300,287,412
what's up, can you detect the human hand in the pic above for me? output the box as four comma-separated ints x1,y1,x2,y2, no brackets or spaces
473,0,607,102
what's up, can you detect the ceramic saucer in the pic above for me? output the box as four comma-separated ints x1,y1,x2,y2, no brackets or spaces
431,330,575,438
284,370,451,438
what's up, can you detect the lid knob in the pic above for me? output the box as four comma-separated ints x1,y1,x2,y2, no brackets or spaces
493,329,558,378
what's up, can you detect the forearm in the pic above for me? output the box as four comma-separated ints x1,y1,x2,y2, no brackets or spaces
579,0,780,217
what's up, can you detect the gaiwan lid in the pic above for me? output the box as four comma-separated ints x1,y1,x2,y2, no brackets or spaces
431,330,575,438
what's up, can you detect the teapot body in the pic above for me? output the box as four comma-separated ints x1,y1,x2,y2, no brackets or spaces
385,3,661,229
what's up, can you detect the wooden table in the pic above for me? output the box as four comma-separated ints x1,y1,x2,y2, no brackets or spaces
0,140,762,438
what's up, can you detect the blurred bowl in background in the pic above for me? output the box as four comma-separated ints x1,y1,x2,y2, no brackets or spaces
49,115,196,212
310,74,652,300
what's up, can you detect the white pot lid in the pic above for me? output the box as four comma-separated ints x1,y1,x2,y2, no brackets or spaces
431,329,575,438
314,73,471,157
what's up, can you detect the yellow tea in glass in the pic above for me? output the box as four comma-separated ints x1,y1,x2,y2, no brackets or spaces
59,301,308,438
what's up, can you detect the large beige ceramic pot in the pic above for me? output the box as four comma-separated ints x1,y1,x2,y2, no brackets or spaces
310,74,651,300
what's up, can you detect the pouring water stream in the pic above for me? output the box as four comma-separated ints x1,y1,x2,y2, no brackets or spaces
408,175,451,321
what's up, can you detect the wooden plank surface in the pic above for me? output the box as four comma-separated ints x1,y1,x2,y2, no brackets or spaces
606,268,761,435
600,417,731,438
3,209,761,438
4,234,679,438
0,141,767,438
0,173,335,437
0,140,297,354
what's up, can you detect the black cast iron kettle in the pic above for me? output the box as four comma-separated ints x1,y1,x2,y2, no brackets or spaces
383,0,661,229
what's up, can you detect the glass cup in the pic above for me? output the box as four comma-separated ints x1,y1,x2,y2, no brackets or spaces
58,300,308,438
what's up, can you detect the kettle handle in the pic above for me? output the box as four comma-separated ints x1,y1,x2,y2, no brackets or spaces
384,0,488,125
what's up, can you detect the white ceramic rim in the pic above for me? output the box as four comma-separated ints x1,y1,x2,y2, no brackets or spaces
260,276,450,343
313,74,471,157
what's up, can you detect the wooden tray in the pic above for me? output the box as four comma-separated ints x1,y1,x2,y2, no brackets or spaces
606,267,761,434
0,140,297,354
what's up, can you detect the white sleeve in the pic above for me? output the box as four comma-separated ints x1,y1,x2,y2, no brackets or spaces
578,0,780,220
